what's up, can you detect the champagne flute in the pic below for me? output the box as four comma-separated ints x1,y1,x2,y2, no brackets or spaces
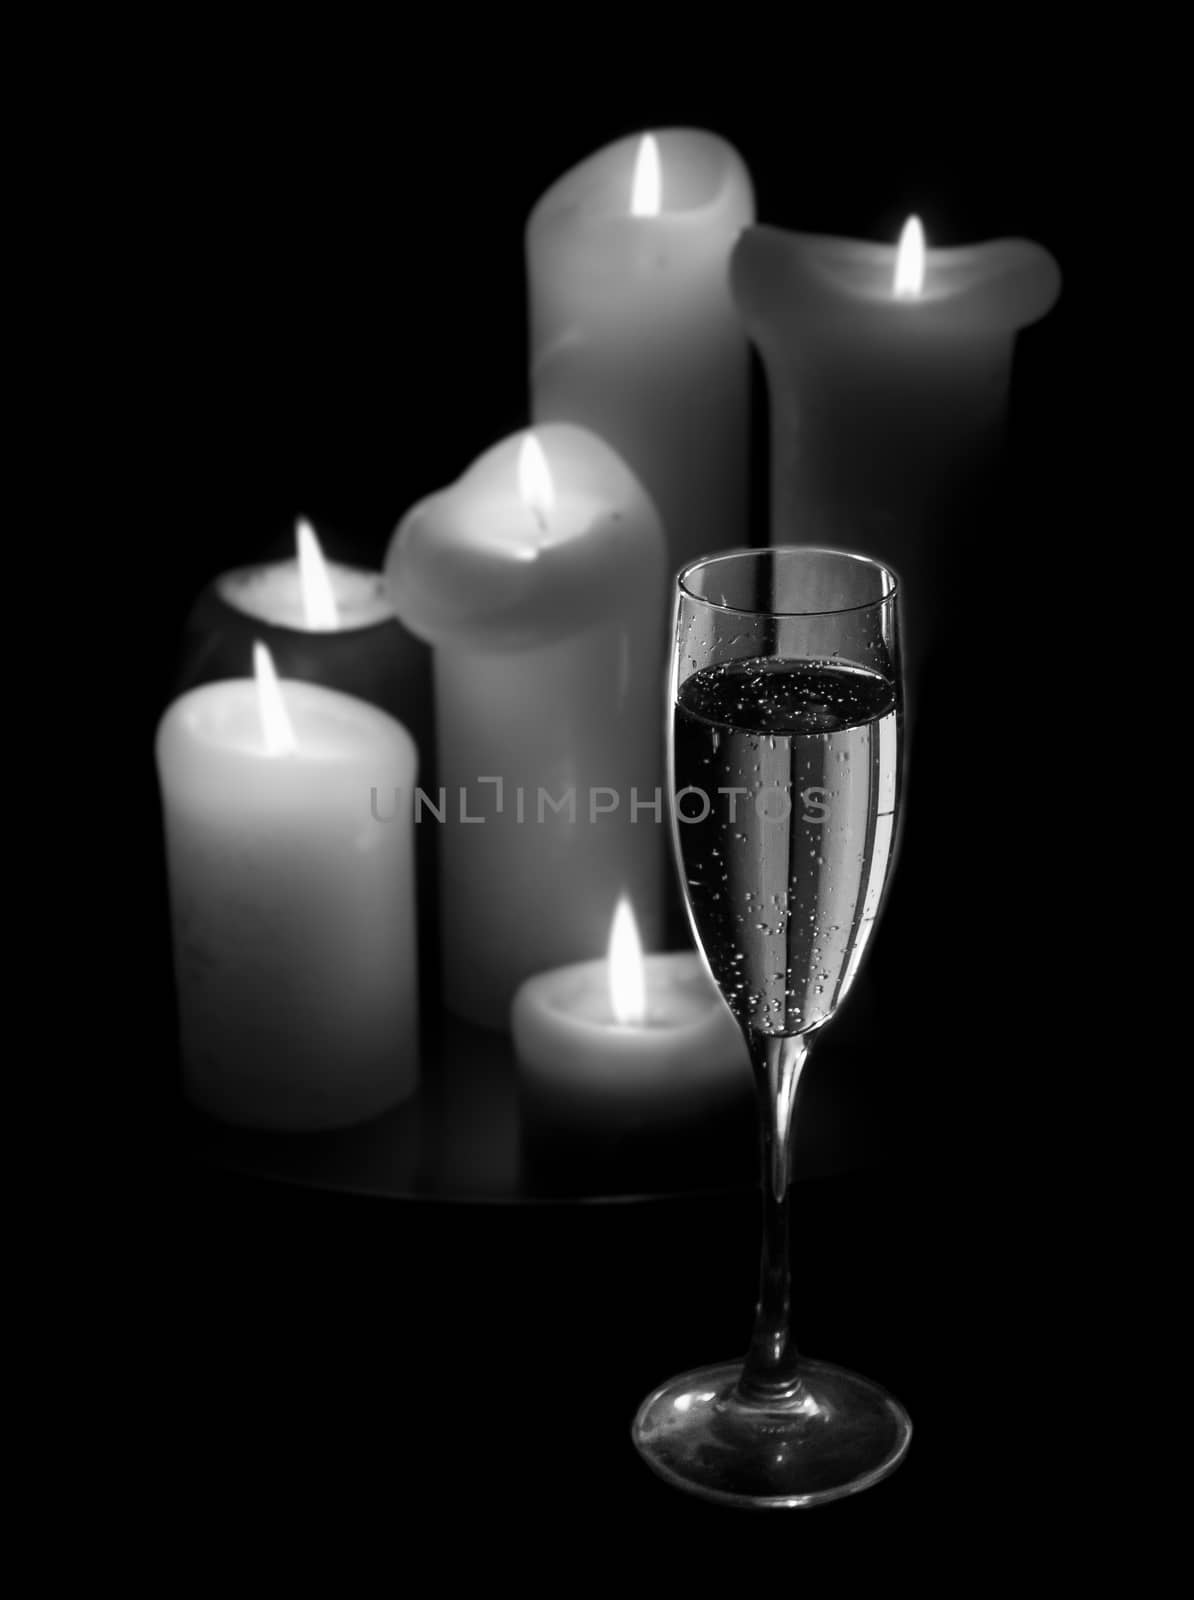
632,547,911,1507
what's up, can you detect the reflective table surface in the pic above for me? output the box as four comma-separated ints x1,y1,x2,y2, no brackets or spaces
185,1008,894,1203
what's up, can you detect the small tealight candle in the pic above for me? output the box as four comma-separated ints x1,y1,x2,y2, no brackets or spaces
177,517,433,770
511,898,750,1140
157,642,418,1131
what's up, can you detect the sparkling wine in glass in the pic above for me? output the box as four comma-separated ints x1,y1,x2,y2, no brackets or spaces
632,546,911,1507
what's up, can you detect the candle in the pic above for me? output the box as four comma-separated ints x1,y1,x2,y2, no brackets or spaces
157,643,418,1131
512,897,750,1137
176,518,439,1008
730,218,1061,685
385,424,666,1030
176,518,433,771
527,129,755,574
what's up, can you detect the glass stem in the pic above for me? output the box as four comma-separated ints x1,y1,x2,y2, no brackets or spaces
736,1031,812,1405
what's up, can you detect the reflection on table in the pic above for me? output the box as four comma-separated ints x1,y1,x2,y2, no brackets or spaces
185,1005,894,1204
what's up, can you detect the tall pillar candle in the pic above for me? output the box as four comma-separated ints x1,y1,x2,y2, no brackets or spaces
527,129,754,574
730,221,1061,686
385,424,666,1031
157,646,418,1131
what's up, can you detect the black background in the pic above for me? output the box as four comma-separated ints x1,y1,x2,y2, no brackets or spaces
126,48,1083,1567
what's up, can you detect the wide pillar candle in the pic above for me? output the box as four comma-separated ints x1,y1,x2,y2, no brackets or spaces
730,224,1061,687
527,129,754,574
157,662,418,1130
385,424,666,1030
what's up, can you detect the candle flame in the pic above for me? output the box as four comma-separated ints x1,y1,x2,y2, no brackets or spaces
630,133,661,217
296,517,340,630
253,641,297,756
893,215,926,298
608,896,647,1026
517,432,555,524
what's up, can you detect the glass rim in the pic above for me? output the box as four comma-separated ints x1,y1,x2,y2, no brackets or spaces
676,546,900,619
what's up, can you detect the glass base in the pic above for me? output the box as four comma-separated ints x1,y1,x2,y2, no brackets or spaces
632,1358,912,1508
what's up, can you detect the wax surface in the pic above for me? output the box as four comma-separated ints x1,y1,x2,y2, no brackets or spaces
217,559,395,630
546,961,723,1031
158,678,418,1131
